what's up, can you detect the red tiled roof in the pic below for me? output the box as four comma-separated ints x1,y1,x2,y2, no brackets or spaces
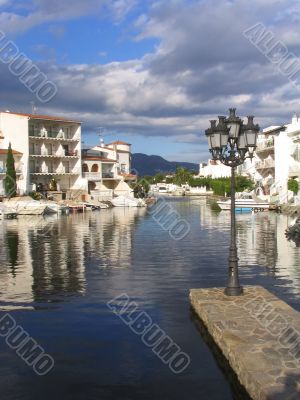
82,156,116,162
108,140,131,146
0,149,22,155
93,145,113,151
1,111,81,124
121,173,137,178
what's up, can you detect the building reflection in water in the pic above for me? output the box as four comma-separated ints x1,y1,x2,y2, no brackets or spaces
199,197,300,294
0,207,146,305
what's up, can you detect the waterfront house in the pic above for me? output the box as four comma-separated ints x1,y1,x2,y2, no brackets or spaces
81,140,136,201
0,129,23,196
199,159,231,178
0,111,82,196
253,114,300,203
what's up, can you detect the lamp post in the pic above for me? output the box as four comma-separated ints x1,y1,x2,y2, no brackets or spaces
205,108,260,296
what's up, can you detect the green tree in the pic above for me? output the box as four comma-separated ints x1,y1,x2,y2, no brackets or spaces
288,178,299,194
174,167,192,185
153,172,165,183
4,142,17,197
235,175,254,192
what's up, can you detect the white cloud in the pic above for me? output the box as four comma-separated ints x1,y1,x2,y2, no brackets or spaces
1,0,300,162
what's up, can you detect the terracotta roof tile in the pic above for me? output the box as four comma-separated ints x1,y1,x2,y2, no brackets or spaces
1,111,81,124
82,156,116,162
108,140,131,145
0,149,22,155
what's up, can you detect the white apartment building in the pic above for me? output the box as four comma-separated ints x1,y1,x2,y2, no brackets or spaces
199,159,231,178
82,140,136,200
0,111,82,195
254,114,300,203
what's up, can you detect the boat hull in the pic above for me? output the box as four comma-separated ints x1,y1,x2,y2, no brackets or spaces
111,196,146,207
217,200,270,211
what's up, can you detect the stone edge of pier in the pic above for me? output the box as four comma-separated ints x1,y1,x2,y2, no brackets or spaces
189,285,300,400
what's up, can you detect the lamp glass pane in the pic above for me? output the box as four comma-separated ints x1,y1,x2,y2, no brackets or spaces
206,135,212,149
212,131,221,148
221,132,228,147
238,132,247,149
228,122,240,138
245,130,257,147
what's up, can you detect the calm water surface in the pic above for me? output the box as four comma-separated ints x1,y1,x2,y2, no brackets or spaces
0,197,299,400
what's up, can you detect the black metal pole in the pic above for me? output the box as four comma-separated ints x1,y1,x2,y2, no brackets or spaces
224,165,243,296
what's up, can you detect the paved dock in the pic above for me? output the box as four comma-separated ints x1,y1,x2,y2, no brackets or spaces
190,286,300,400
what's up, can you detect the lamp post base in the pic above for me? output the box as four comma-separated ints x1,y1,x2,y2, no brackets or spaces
224,286,243,296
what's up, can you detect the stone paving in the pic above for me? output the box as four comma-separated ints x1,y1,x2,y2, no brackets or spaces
190,286,300,400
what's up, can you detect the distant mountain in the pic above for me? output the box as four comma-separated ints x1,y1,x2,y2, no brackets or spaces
132,153,198,176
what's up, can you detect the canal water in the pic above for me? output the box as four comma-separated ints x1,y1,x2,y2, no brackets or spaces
0,197,299,399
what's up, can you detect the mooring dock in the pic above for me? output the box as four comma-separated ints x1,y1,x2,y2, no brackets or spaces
190,286,300,400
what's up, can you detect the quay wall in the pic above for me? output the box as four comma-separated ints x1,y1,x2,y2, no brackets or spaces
190,286,300,400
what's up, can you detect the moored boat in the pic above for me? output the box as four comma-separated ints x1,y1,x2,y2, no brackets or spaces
217,192,270,211
4,197,49,215
111,195,146,207
0,204,17,219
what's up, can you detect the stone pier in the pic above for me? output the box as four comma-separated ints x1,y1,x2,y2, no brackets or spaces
190,286,300,400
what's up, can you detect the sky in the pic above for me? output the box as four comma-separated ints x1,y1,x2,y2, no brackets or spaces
1,0,300,163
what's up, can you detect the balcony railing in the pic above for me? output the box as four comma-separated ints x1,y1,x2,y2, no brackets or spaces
289,165,300,177
29,150,79,157
30,168,81,175
255,159,275,169
102,172,115,179
82,172,102,181
255,139,275,153
29,129,80,141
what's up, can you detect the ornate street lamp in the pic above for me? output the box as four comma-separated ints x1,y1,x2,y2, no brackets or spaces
205,108,260,296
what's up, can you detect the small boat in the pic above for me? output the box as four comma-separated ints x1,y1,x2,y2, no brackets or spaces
217,192,270,211
82,202,100,211
4,198,48,215
98,202,110,209
171,188,185,196
67,203,86,212
0,204,17,219
111,195,146,207
158,186,169,194
43,202,69,214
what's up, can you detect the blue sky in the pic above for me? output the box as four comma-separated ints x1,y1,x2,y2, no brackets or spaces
1,0,300,162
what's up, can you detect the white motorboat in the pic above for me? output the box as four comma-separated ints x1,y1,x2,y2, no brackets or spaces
4,197,49,215
111,195,146,207
0,204,17,219
217,192,270,211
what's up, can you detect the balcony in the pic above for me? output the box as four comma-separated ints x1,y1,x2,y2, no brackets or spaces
255,159,275,170
29,150,79,158
30,167,81,175
255,139,275,154
102,172,116,179
29,129,80,142
289,165,300,177
82,172,102,181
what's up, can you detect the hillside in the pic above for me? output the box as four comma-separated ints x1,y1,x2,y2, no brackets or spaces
132,153,198,176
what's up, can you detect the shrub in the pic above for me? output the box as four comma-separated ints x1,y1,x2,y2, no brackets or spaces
288,179,299,195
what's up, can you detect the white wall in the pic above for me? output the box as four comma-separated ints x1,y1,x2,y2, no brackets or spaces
0,112,29,194
199,160,231,178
